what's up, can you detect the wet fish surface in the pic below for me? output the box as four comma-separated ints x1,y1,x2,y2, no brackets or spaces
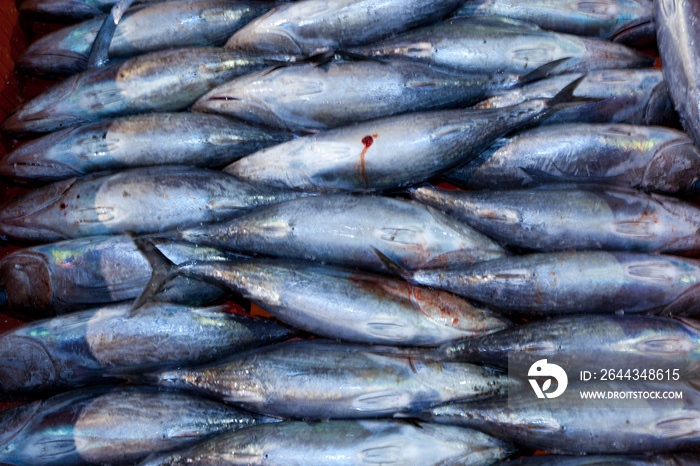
16,0,161,21
225,0,465,58
144,339,516,418
140,420,513,466
410,185,700,253
1,47,275,136
0,386,276,465
444,123,700,194
475,69,674,126
499,452,700,465
18,0,280,79
172,194,507,272
0,301,291,399
0,113,291,184
0,235,239,319
0,166,307,242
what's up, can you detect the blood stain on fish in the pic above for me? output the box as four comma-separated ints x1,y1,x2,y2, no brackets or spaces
359,134,377,189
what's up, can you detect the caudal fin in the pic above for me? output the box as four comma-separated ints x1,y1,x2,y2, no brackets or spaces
129,235,181,313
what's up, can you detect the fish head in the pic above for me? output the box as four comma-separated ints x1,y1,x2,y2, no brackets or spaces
0,334,59,396
225,4,308,57
0,400,42,462
0,251,54,320
644,81,675,125
644,138,700,194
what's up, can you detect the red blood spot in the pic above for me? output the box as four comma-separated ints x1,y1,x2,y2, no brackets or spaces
359,135,374,189
76,195,80,199
452,318,459,324
59,203,66,210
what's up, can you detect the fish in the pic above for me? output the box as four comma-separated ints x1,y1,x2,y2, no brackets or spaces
191,57,564,132
426,380,700,454
18,0,281,79
16,0,134,22
410,185,700,253
140,420,514,466
0,166,308,243
224,0,465,58
474,69,674,126
499,453,700,465
170,194,508,272
0,113,291,184
453,0,654,44
443,123,700,194
130,239,510,346
348,17,653,75
0,47,277,136
0,301,291,400
0,386,277,465
655,0,700,150
377,250,700,316
223,77,583,192
0,235,240,320
144,339,518,418
437,314,700,375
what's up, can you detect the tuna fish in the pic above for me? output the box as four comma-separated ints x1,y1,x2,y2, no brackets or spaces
378,250,700,316
0,235,239,319
191,58,562,132
224,0,465,58
443,123,700,194
0,47,277,136
410,186,700,253
140,420,513,466
0,301,291,399
349,17,653,75
427,381,700,454
0,113,291,184
453,0,654,43
499,453,700,465
0,386,276,465
475,69,674,126
655,0,700,149
223,77,583,192
130,239,510,346
170,194,507,272
0,166,307,243
16,0,141,22
18,1,280,78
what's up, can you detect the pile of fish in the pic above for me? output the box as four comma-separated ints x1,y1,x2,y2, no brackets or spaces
1,0,700,463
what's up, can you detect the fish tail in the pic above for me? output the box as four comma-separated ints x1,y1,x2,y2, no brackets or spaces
129,234,182,313
519,57,571,85
87,0,135,68
371,247,415,282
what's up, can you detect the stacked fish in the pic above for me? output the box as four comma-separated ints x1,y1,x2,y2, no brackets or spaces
0,0,699,464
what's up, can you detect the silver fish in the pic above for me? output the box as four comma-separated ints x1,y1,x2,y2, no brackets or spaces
0,166,307,242
453,0,654,43
444,123,700,194
225,0,465,58
475,69,674,126
132,243,510,346
172,194,507,272
383,251,700,316
0,386,276,465
0,47,275,136
410,185,700,253
191,58,557,132
500,453,700,465
349,17,653,75
140,420,514,466
428,381,700,454
0,235,238,319
16,0,163,21
655,0,700,149
223,78,582,192
18,0,280,79
0,113,291,184
146,339,517,418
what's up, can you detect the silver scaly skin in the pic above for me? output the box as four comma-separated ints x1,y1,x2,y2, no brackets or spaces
0,302,291,399
225,0,465,58
140,420,513,466
146,339,519,418
0,113,291,185
499,452,700,465
16,0,161,21
411,185,700,253
173,194,508,272
0,166,309,242
444,123,700,194
18,0,280,79
0,386,277,465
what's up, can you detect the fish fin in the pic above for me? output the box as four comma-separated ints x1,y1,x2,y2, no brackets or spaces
377,227,422,246
655,413,700,439
661,283,700,316
624,262,677,284
574,0,616,17
612,221,655,238
512,44,556,65
87,0,135,68
128,235,181,312
371,247,414,281
284,78,325,96
33,438,78,460
359,445,403,464
518,165,617,184
364,321,411,340
538,76,598,121
430,123,472,139
352,390,409,412
73,206,116,223
520,57,571,84
453,16,541,31
637,336,690,354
